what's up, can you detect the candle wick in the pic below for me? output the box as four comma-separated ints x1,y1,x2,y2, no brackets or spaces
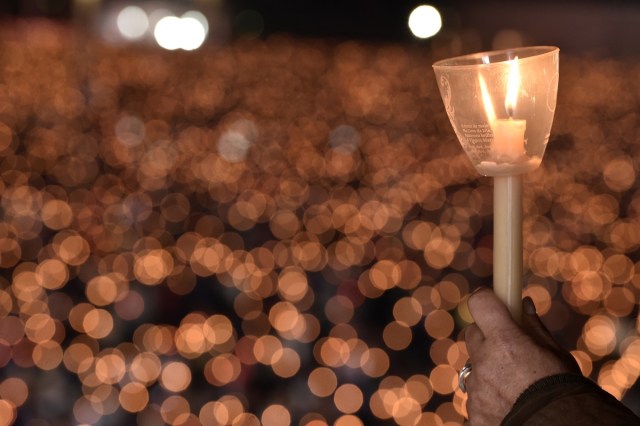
506,105,515,118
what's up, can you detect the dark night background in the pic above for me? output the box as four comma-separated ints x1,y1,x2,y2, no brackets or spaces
0,0,639,54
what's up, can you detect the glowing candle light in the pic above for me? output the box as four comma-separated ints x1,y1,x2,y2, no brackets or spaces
492,58,526,162
479,58,526,163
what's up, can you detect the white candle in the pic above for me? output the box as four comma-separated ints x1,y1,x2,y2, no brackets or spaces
492,118,526,162
493,174,523,322
481,58,525,322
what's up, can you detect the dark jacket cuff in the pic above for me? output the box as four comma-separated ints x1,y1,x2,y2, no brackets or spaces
501,373,639,426
511,373,591,409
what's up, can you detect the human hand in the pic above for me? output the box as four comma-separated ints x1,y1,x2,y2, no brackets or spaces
463,289,581,425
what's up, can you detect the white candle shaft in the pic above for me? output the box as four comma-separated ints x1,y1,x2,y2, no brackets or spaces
493,175,523,323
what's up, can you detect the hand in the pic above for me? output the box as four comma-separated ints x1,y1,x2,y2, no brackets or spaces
463,289,581,425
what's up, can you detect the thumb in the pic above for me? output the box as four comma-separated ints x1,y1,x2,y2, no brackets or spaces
467,288,520,338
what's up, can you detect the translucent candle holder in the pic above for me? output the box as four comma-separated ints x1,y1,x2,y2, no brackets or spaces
433,46,559,177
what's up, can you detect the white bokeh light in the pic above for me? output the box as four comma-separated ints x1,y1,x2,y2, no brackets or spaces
217,120,257,163
218,131,252,163
179,17,207,51
182,10,209,36
117,6,149,40
154,15,207,51
154,16,182,50
408,5,442,39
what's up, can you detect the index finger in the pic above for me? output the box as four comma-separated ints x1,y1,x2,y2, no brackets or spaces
467,288,520,339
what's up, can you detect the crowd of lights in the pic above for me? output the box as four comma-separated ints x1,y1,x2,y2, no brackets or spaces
0,20,638,426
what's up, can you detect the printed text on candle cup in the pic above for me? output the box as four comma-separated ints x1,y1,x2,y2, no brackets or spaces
460,123,492,160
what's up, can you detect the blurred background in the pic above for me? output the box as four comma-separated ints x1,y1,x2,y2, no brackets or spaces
0,1,639,425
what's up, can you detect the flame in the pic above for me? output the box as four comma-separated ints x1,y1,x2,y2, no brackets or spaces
504,57,520,117
478,74,496,123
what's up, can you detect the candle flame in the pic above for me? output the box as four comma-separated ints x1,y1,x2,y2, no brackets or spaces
505,57,520,117
479,74,496,123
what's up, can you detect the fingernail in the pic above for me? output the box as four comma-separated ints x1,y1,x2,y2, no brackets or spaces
523,297,537,315
469,286,485,297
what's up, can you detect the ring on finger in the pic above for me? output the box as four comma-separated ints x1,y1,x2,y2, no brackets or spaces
458,361,472,393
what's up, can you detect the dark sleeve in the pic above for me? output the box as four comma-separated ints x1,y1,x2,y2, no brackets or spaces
501,373,640,426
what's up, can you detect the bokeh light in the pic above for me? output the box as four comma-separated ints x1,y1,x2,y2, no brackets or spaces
154,15,207,51
117,6,149,40
408,5,442,39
